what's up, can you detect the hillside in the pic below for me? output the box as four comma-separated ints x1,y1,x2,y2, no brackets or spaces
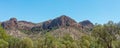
1,15,93,38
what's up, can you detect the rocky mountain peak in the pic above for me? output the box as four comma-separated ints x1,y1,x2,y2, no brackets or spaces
48,15,77,29
1,18,18,29
79,20,94,30
80,20,93,26
10,18,17,21
58,15,76,23
58,15,71,19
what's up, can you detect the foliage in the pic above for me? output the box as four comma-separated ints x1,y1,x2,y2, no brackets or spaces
0,26,9,40
92,21,120,48
0,39,9,48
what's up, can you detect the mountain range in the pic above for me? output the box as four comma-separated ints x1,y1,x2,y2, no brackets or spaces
0,15,94,38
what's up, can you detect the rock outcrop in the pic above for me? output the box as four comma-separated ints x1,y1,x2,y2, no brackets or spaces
1,18,27,38
79,20,94,32
1,18,36,31
1,18,18,29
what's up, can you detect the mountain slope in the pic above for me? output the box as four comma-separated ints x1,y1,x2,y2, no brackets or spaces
1,15,94,38
79,20,94,32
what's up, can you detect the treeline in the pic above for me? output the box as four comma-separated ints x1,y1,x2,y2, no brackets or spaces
0,21,120,48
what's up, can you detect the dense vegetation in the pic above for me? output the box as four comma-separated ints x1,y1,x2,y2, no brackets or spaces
0,21,120,48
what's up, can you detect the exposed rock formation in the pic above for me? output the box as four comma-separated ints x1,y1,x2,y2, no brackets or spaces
79,20,94,32
1,18,18,29
1,18,36,31
1,16,94,36
31,15,81,32
48,15,78,29
79,20,94,29
32,15,82,31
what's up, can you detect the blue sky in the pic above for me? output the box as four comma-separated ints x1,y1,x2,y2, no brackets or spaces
0,0,120,24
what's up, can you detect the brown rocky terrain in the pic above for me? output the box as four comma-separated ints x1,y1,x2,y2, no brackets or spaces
18,21,36,30
1,18,36,30
1,15,94,38
1,16,93,31
79,20,94,32
31,15,83,32
1,18,18,29
1,18,36,37
41,15,82,30
48,15,78,29
79,20,94,28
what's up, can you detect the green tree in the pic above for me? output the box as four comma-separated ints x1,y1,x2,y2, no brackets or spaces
43,33,57,48
80,35,91,48
60,34,78,48
92,21,120,48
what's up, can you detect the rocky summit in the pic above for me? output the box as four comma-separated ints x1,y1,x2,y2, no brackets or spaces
48,15,82,29
1,18,18,29
32,15,83,31
49,15,77,28
79,20,94,29
1,18,36,30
